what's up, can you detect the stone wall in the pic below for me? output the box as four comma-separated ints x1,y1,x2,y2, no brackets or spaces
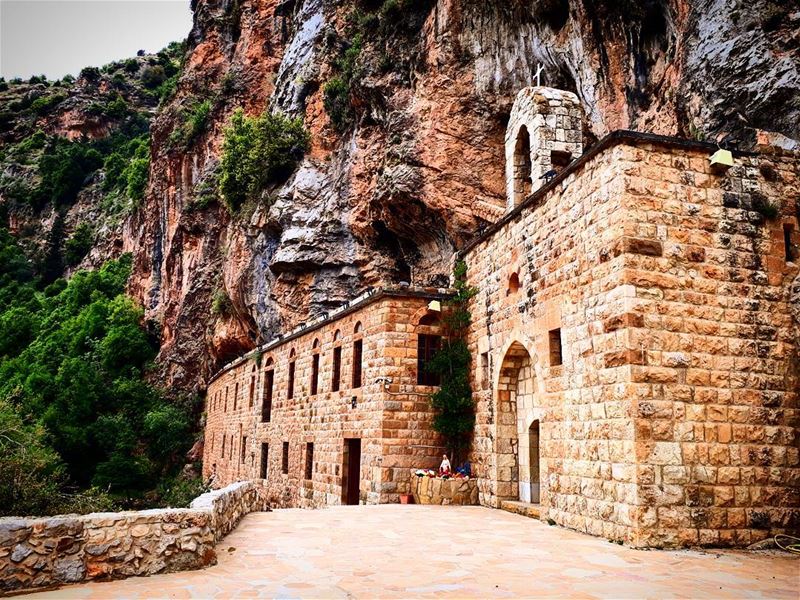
0,481,266,595
203,288,449,507
463,130,800,547
412,476,479,505
618,143,799,547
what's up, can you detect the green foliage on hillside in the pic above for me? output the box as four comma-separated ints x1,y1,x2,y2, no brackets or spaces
219,109,310,212
103,133,150,206
427,261,477,464
64,223,93,267
35,139,104,209
0,230,195,516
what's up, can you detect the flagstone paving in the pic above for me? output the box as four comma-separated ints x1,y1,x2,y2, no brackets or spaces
29,505,798,599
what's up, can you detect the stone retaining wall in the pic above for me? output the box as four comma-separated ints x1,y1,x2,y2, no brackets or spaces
0,481,267,595
412,476,479,505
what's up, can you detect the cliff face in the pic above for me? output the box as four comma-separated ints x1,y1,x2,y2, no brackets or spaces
127,0,800,390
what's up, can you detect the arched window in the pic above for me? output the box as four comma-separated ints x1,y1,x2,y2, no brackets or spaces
262,357,274,422
311,339,321,395
287,349,296,400
352,322,363,388
331,330,342,392
249,364,257,408
513,125,533,204
508,272,520,295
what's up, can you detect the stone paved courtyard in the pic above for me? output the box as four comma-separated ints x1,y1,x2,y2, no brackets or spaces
29,506,798,599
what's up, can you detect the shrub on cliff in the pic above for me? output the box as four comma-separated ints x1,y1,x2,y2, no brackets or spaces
169,99,213,150
64,223,93,267
219,108,310,212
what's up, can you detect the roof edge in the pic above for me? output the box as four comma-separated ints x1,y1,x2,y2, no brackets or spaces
458,129,761,257
207,286,452,386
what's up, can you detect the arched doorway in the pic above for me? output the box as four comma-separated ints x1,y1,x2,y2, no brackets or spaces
496,341,540,503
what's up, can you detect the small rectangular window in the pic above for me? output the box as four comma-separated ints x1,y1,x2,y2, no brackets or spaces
260,443,269,479
305,442,314,480
224,387,228,412
551,150,572,170
784,223,795,262
549,328,563,366
311,354,320,395
332,346,342,392
352,340,363,388
417,334,441,386
262,370,274,422
241,436,247,464
249,375,255,408
288,361,295,400
221,433,226,458
282,441,289,474
480,352,490,391
233,382,239,411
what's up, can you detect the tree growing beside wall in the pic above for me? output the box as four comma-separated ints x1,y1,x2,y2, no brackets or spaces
427,260,477,466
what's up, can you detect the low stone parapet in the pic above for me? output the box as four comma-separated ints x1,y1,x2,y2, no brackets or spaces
0,481,267,595
190,480,268,541
412,476,478,505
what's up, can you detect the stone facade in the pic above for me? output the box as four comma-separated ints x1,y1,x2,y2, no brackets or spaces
202,288,450,506
203,87,799,548
465,121,799,547
0,481,267,594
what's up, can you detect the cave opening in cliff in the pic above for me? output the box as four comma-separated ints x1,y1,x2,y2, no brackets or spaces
514,126,533,203
370,220,413,284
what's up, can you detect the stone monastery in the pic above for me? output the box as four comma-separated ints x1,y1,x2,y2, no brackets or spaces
203,87,799,548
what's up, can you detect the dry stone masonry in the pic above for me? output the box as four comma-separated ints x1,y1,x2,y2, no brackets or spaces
205,87,799,548
0,481,267,594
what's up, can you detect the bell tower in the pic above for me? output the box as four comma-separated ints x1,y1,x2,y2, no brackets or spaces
505,87,584,211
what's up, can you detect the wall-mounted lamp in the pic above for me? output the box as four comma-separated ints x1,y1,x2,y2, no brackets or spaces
427,300,441,312
709,148,734,170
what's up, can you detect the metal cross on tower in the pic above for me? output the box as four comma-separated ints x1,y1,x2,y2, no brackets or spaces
534,63,545,87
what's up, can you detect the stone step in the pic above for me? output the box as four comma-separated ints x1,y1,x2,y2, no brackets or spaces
499,500,541,519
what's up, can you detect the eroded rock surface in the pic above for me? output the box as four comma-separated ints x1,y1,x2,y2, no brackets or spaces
125,0,800,390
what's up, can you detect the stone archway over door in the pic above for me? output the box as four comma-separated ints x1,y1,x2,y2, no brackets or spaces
496,342,538,501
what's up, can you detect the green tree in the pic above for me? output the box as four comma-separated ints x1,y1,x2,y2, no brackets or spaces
0,234,196,509
64,223,94,267
427,261,477,465
0,398,66,517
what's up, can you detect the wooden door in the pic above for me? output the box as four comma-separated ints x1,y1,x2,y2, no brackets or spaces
342,438,361,505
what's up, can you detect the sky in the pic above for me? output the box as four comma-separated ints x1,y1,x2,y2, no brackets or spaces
0,0,193,80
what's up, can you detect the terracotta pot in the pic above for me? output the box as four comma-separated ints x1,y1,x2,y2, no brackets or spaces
399,494,413,504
